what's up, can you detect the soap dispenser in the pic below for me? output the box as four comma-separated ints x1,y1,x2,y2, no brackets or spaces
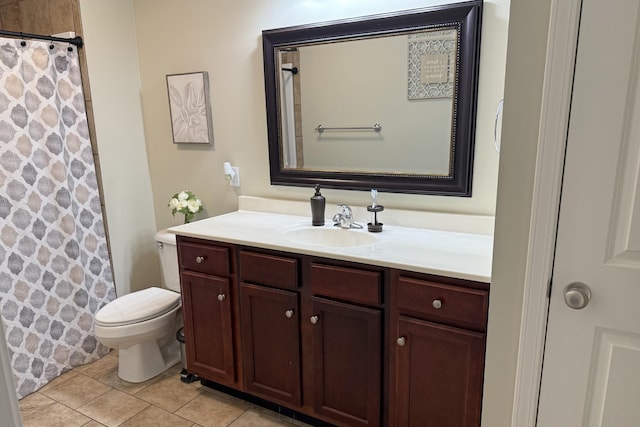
310,184,326,226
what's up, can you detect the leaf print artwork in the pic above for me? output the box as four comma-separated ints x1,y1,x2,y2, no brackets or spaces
166,72,213,144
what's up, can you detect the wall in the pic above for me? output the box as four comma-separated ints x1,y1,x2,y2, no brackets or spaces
78,0,159,295
300,36,453,174
484,0,552,424
0,1,557,425
79,0,513,424
0,0,80,42
130,0,509,231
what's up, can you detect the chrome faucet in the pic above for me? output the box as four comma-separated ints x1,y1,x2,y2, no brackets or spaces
332,204,363,229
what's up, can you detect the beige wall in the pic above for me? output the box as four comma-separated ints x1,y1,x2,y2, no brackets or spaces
131,0,509,230
0,1,561,425
79,0,160,296
483,0,552,425
300,36,453,174
78,1,531,426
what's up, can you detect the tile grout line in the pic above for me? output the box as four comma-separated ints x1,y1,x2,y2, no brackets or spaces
21,352,310,427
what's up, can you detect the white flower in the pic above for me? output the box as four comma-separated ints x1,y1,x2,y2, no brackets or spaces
168,190,204,223
187,199,200,213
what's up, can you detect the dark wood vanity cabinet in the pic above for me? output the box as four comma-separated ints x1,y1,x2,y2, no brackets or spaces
177,237,489,427
178,241,237,386
239,283,301,406
390,274,489,427
238,250,302,407
310,296,381,427
309,263,383,427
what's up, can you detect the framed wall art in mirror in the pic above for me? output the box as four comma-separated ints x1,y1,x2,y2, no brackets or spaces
262,1,482,195
166,71,214,144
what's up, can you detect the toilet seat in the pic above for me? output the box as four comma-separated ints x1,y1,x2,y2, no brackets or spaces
95,287,181,327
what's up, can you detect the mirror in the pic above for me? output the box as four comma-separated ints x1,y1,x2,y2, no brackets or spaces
262,1,482,196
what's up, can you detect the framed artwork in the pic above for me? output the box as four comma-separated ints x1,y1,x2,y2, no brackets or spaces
166,71,214,144
407,28,458,100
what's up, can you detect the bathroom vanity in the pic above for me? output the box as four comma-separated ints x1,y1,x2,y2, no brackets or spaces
171,204,492,427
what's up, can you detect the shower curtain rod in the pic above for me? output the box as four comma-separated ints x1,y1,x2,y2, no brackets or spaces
0,29,83,48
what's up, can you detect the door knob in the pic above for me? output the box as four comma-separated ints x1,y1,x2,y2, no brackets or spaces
217,293,226,302
310,315,319,324
563,282,591,310
285,309,294,318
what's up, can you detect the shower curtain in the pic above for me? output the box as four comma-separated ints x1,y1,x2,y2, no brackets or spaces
0,37,116,398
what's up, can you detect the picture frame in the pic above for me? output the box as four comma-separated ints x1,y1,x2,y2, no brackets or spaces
407,28,457,100
166,71,214,144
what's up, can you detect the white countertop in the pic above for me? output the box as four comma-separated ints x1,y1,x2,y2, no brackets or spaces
169,210,493,283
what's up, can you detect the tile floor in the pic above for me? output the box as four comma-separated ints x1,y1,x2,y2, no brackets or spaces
18,351,312,427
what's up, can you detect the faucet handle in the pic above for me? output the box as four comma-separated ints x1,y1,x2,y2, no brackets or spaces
337,204,353,218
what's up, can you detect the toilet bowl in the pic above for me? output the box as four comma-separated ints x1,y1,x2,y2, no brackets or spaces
93,230,182,383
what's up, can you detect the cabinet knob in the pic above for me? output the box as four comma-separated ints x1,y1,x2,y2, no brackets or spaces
195,256,205,264
397,336,406,346
217,293,226,302
310,315,319,324
285,309,294,318
432,299,442,309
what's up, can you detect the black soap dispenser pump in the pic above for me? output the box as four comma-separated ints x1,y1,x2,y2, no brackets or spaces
310,184,326,226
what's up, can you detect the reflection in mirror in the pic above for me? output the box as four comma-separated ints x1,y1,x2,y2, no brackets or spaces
263,1,482,195
279,28,457,175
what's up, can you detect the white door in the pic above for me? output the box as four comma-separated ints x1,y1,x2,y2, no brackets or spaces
537,0,640,425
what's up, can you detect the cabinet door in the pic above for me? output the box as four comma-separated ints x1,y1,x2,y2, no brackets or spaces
181,271,235,384
240,283,301,406
394,316,485,427
310,297,381,427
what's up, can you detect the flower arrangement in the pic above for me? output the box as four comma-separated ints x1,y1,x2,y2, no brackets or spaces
168,190,203,223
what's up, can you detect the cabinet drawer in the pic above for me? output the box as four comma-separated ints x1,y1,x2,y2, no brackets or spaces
239,251,298,290
310,263,381,305
179,242,230,276
396,277,488,331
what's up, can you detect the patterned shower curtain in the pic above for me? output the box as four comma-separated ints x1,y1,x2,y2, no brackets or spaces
0,38,116,398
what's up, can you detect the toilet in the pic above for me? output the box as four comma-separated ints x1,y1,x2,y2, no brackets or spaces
93,230,182,383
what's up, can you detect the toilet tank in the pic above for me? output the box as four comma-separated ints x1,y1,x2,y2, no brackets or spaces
155,230,180,292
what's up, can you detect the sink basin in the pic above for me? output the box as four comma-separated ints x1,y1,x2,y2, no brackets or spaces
280,226,378,248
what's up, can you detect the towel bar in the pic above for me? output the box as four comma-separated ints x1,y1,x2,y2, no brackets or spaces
315,123,382,132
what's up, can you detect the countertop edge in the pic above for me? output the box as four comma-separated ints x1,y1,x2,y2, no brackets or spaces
169,211,493,284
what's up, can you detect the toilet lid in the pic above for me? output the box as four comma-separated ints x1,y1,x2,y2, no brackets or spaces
95,287,181,327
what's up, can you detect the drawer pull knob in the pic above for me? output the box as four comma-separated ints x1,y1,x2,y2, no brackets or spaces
432,299,442,309
195,256,205,264
217,293,226,302
285,309,294,318
397,336,406,346
310,315,319,324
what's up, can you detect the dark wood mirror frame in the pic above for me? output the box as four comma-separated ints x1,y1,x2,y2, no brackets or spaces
262,1,482,196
